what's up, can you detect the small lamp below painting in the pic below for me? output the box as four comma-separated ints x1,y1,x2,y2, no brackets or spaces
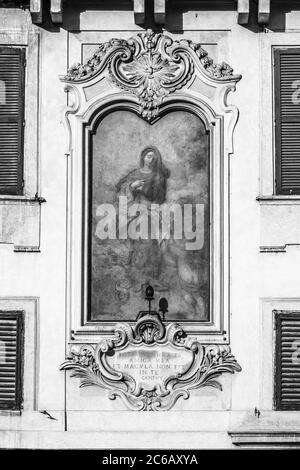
136,284,168,321
145,284,154,313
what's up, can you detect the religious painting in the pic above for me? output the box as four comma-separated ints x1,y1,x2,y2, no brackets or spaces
89,110,210,322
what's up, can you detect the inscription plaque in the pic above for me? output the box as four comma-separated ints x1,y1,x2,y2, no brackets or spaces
108,345,193,391
61,313,241,411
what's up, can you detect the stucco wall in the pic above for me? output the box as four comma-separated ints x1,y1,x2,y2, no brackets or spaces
1,2,300,449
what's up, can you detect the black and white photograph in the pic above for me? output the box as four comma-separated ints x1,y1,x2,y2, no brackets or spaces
0,0,300,458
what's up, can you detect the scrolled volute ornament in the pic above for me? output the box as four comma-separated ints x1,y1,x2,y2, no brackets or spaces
134,313,165,344
61,29,240,121
60,314,241,411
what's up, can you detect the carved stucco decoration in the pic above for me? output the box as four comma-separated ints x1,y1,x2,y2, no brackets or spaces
60,314,241,411
62,29,240,121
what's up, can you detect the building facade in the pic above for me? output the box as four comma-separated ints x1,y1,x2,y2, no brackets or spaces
0,0,300,449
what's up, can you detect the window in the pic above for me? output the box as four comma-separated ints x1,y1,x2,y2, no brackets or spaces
274,48,300,195
274,311,300,410
0,312,24,410
0,47,25,195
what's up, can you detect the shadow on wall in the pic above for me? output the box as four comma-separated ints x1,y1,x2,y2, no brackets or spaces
62,0,157,32
268,2,300,32
166,0,238,33
62,0,237,34
33,0,257,34
24,0,300,34
167,0,300,34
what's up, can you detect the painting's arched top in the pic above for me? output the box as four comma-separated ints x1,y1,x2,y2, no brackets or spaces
60,29,241,121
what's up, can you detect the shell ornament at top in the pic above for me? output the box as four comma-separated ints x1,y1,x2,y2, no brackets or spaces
63,29,240,121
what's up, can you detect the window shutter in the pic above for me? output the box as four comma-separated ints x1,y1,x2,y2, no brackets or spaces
274,48,300,195
0,47,25,195
275,311,300,410
0,312,24,410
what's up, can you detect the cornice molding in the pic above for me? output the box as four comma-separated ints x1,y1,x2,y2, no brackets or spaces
30,0,42,24
2,0,273,26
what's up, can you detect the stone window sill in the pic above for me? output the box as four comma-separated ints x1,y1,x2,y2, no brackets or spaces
0,195,46,204
229,430,300,447
257,195,300,205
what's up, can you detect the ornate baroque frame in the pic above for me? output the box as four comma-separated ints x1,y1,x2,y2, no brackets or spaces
60,29,241,344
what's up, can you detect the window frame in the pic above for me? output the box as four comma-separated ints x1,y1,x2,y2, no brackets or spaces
0,29,40,201
274,47,300,196
274,310,300,411
0,46,26,196
0,311,24,411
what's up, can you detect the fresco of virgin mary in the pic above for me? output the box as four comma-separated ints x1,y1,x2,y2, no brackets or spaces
116,146,170,205
115,146,170,288
90,109,209,322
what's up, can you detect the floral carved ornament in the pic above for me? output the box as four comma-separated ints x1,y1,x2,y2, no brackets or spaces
60,314,241,411
63,29,240,120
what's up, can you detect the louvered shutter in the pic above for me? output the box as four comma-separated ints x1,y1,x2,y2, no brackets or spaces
274,49,300,195
0,47,25,195
0,312,24,410
275,311,300,410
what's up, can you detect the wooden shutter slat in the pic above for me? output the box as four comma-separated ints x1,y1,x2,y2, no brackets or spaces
0,330,17,335
282,386,300,390
281,378,300,382
275,312,300,410
0,47,25,195
0,312,24,410
282,349,300,353
0,359,17,364
0,118,21,189
280,119,300,190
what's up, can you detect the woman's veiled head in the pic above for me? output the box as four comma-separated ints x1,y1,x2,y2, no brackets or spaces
140,146,170,178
